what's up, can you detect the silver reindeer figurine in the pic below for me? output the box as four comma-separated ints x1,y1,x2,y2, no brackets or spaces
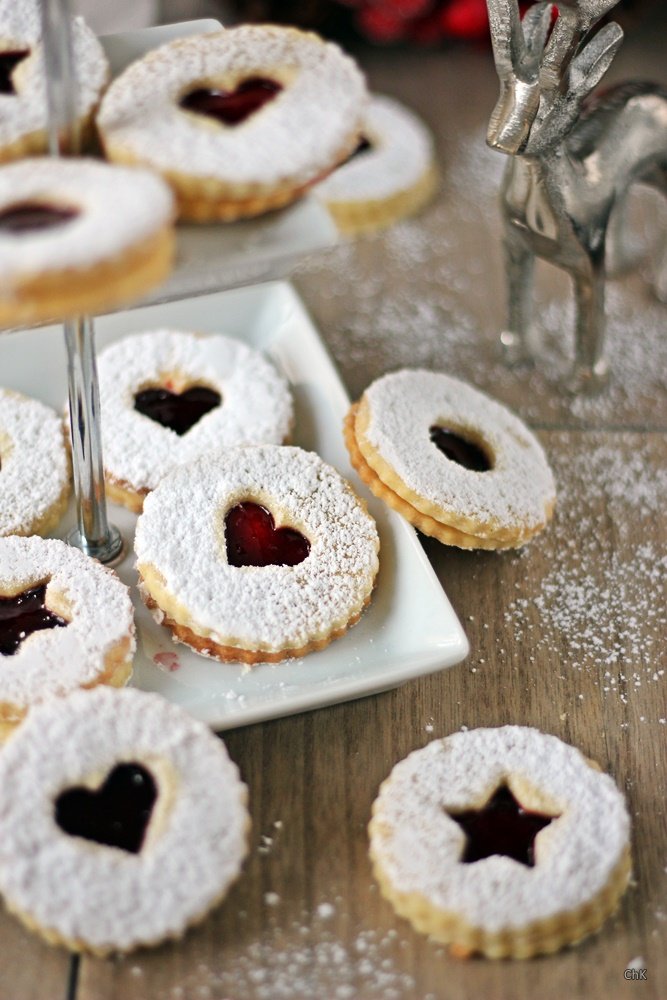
485,0,667,391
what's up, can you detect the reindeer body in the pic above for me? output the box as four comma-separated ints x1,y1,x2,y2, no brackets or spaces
486,0,667,389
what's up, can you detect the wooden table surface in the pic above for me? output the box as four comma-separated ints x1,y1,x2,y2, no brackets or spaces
2,9,667,1000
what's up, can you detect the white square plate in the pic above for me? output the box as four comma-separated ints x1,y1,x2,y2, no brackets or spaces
0,282,469,729
98,20,338,305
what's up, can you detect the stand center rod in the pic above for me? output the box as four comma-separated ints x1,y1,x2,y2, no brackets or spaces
41,0,123,563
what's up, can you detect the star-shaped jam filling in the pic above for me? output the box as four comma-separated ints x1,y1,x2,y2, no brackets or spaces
448,785,559,867
0,583,69,656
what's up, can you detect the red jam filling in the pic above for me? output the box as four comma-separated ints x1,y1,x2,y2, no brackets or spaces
0,583,68,656
0,202,79,234
225,502,310,568
429,425,491,472
134,386,221,436
448,785,557,867
0,49,29,94
55,763,157,854
179,77,283,126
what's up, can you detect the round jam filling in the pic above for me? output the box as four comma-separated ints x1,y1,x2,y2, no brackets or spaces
134,385,222,436
448,785,556,867
0,49,30,94
55,763,158,854
225,502,310,568
429,425,492,472
179,77,283,126
345,135,373,165
0,583,68,656
0,202,79,234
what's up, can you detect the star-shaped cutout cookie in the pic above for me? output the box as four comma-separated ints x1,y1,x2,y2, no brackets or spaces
448,785,558,867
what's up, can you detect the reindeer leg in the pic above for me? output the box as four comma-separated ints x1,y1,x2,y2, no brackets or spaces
501,228,535,366
569,258,609,394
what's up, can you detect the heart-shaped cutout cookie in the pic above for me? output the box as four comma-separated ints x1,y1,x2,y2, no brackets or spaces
134,385,221,436
0,583,68,656
55,763,157,854
225,502,310,567
179,77,282,126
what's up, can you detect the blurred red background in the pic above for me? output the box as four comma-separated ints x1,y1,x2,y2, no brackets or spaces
225,0,659,45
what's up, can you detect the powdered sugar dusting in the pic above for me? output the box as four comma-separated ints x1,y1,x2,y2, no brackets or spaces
504,436,667,706
0,687,249,952
98,26,366,188
0,158,174,280
135,445,380,652
0,388,69,536
98,330,293,495
137,918,418,1000
0,536,135,711
0,2,108,151
370,727,630,932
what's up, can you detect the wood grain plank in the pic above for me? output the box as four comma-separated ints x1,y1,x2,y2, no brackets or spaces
0,907,72,1000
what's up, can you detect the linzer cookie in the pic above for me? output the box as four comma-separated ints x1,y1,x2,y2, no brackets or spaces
97,25,367,221
0,388,70,537
344,369,555,549
0,157,175,327
315,94,438,234
0,0,108,162
0,687,250,953
97,329,294,511
369,727,631,959
135,445,380,663
0,536,134,740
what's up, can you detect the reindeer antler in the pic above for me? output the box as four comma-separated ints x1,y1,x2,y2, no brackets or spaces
540,0,621,91
486,0,524,78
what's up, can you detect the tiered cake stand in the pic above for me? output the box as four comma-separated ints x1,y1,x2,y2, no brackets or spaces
5,3,468,730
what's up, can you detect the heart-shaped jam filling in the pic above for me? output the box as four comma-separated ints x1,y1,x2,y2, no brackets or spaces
429,425,492,472
55,763,157,854
448,785,557,867
0,202,79,234
179,77,283,126
0,49,29,94
225,502,310,567
0,583,68,656
134,385,222,436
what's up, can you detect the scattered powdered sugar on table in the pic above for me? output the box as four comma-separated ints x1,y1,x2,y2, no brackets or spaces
148,912,421,1000
296,125,667,428
504,436,667,710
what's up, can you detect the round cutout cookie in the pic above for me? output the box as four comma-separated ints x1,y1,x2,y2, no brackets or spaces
0,157,175,327
0,686,250,954
97,25,367,221
315,94,439,234
134,444,380,663
345,369,555,549
369,727,631,959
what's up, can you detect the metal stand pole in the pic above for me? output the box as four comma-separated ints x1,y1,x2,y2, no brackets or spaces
41,0,123,563
63,317,123,561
